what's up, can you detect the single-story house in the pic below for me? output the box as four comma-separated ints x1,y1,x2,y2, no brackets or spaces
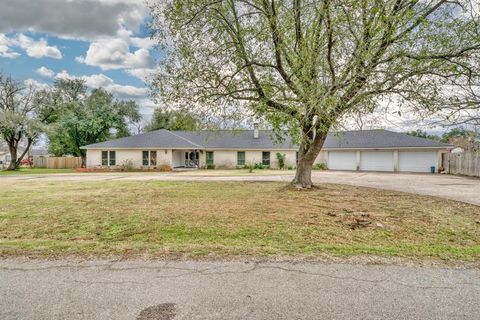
81,127,453,173
0,150,9,169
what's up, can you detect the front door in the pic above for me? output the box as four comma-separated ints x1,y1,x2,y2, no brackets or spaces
185,151,199,167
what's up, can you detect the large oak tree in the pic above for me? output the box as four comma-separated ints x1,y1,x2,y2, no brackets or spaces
46,79,141,167
150,0,480,187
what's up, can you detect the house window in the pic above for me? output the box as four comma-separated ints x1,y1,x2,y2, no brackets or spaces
206,151,214,166
237,151,245,166
109,151,116,166
102,151,116,166
102,151,108,166
150,151,157,166
262,152,270,166
142,151,157,166
143,151,149,166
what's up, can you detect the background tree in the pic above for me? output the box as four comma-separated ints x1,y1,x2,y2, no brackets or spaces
406,130,440,141
145,108,202,132
440,127,479,148
46,79,141,167
0,74,56,170
150,0,480,188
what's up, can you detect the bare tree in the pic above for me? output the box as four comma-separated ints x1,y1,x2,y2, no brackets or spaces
150,0,480,188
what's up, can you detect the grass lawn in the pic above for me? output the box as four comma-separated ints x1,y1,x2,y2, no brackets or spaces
0,168,75,175
0,180,478,262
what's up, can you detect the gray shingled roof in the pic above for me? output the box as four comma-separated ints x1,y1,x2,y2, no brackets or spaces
82,129,452,150
173,130,296,149
324,130,452,149
81,129,202,149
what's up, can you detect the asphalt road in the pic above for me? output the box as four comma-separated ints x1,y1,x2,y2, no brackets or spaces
1,259,479,319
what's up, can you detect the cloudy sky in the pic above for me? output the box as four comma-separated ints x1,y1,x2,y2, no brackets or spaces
0,0,461,133
0,0,157,117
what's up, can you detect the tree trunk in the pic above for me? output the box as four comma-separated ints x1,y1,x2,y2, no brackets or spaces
80,150,87,168
292,156,314,187
291,130,328,188
6,143,18,171
15,139,32,168
6,138,33,170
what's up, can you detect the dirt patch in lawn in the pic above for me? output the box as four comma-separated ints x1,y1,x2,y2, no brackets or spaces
0,180,478,263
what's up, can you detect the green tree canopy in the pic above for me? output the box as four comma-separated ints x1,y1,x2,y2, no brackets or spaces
150,0,480,187
440,127,478,143
145,108,201,132
406,130,440,141
47,79,141,166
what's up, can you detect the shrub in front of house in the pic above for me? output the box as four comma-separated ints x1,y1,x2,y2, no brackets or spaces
253,163,269,169
206,164,216,169
158,164,173,172
313,163,327,170
276,153,286,170
121,159,135,171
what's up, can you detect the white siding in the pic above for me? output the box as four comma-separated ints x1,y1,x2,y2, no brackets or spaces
215,150,238,168
245,151,262,166
314,151,328,165
172,150,184,167
157,149,173,166
203,150,297,168
86,149,173,168
116,150,142,167
86,149,101,168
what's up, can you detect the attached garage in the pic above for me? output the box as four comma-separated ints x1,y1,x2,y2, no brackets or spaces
398,151,438,173
360,151,394,172
328,151,357,171
321,130,452,173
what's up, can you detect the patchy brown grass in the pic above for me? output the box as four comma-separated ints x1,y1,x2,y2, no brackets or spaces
0,180,479,262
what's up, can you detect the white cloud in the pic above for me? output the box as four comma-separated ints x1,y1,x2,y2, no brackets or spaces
0,0,148,41
82,73,114,88
0,33,62,59
24,78,50,90
36,66,55,78
18,34,62,59
54,70,73,80
81,38,154,70
54,70,147,98
106,83,148,98
125,68,157,82
130,37,156,49
0,33,20,58
74,56,85,64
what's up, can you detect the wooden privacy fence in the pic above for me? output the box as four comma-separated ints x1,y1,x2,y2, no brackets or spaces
33,156,48,168
47,157,82,169
443,151,480,177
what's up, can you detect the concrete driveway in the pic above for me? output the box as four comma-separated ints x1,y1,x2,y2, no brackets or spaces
1,259,479,320
311,171,480,206
1,170,479,205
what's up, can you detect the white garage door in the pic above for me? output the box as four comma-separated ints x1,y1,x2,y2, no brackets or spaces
360,151,394,172
328,151,357,170
398,151,437,173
